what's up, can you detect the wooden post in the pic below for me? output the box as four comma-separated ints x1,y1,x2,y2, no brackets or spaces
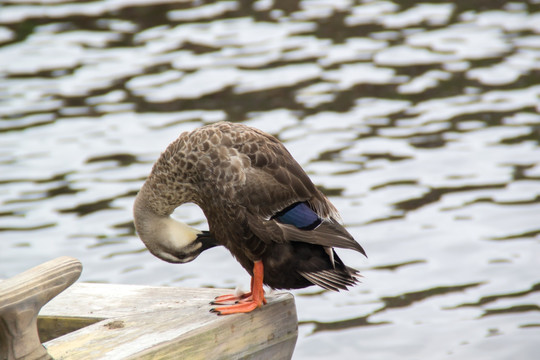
0,257,82,360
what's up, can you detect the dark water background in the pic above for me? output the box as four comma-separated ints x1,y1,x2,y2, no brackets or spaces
1,0,540,358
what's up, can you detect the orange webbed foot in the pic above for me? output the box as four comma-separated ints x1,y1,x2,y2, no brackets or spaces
209,299,262,315
209,260,266,315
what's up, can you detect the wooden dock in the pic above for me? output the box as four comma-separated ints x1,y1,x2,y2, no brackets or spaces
0,257,298,360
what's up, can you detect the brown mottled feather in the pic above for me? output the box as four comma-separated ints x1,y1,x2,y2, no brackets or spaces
137,121,365,291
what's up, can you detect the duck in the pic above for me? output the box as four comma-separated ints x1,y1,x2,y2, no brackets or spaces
133,121,366,315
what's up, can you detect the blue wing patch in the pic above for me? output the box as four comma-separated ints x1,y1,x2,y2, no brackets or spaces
273,202,322,230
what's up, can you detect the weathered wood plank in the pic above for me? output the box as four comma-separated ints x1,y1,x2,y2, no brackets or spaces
40,283,228,319
41,283,298,360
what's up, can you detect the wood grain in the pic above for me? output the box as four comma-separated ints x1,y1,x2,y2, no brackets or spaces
41,283,298,359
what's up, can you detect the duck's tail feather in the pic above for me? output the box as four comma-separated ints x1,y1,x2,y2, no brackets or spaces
299,266,361,291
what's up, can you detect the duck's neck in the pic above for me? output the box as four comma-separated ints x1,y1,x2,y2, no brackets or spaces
133,184,205,263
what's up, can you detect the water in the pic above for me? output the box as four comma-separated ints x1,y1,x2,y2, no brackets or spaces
1,0,540,358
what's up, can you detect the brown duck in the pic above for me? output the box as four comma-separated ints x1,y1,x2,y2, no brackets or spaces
134,121,366,315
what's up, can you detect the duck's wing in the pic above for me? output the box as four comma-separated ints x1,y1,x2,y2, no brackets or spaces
234,128,337,221
222,125,365,255
246,210,366,255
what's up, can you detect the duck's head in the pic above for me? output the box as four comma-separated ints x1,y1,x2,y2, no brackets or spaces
133,195,217,264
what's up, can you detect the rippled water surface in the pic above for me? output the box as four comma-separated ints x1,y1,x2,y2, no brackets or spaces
1,0,540,358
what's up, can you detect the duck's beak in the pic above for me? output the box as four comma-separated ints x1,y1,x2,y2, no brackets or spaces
196,230,219,252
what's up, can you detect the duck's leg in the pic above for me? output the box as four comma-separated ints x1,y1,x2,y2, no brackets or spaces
210,260,266,315
211,266,269,306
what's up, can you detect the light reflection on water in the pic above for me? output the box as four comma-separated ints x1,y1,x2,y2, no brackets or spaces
1,0,540,359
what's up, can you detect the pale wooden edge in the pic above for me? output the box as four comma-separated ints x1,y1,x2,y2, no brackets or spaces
0,256,82,311
130,293,298,360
